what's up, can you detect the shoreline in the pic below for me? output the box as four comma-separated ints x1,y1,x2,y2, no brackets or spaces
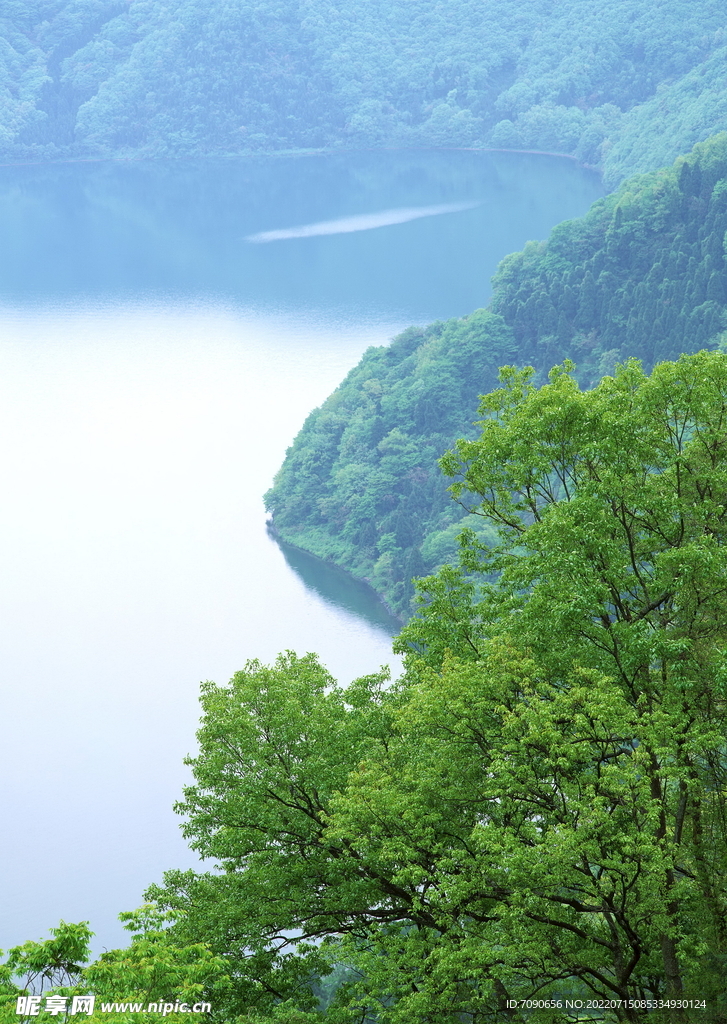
0,143,603,176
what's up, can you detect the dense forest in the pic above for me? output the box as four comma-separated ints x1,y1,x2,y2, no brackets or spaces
0,0,726,184
266,133,727,615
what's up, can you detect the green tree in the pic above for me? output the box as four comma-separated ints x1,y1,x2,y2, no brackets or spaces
147,653,400,1022
148,351,727,1022
0,913,227,1024
397,350,727,1018
82,905,228,1022
0,922,92,1024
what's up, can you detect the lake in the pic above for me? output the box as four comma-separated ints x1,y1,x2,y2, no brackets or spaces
0,149,603,953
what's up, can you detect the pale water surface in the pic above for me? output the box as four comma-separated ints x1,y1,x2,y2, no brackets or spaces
0,150,603,952
0,302,404,953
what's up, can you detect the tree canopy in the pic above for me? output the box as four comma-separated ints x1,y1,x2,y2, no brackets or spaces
76,349,724,1024
7,351,727,1021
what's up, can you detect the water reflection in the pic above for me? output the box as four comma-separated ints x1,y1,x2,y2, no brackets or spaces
276,536,403,635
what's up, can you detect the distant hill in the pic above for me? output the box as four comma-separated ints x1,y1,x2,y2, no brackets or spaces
265,134,727,616
1,0,726,184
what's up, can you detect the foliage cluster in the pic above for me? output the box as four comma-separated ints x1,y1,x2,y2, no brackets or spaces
266,134,727,615
0,0,726,182
0,911,227,1024
15,352,727,1024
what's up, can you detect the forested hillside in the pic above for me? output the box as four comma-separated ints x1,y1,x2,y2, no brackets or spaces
265,134,727,615
1,0,726,184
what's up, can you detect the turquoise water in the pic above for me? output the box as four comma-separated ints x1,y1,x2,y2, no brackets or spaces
0,150,603,952
0,150,601,317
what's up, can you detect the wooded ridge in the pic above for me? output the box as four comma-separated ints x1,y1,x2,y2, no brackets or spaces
0,0,726,185
265,133,727,616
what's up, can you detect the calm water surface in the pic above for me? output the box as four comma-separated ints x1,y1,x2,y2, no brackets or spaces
0,150,603,952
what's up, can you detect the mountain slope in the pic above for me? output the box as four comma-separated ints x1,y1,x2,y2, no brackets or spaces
0,0,726,183
265,134,727,615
